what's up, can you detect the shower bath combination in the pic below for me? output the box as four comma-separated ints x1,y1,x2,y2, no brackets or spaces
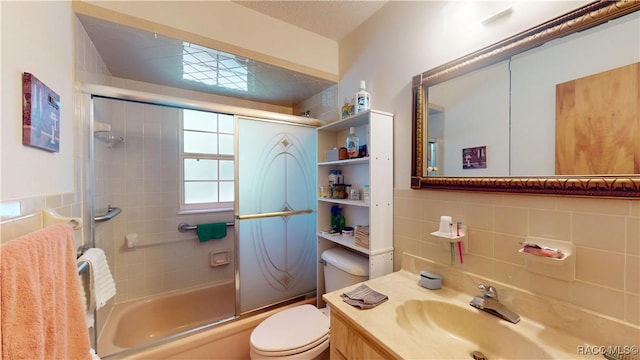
87,89,319,358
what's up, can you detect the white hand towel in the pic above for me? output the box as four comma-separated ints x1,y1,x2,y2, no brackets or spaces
78,248,116,310
76,271,95,328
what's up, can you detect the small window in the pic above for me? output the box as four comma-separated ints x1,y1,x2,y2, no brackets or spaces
180,109,234,212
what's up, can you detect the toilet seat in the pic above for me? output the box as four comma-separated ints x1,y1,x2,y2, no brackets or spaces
250,334,329,357
250,304,330,357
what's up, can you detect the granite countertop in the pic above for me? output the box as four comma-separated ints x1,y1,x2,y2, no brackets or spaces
323,270,593,359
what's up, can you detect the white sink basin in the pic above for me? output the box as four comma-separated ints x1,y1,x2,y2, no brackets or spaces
396,300,553,359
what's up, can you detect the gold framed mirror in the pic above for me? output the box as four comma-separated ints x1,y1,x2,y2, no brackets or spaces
411,0,640,197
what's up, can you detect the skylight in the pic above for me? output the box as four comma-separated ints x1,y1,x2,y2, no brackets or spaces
182,42,249,92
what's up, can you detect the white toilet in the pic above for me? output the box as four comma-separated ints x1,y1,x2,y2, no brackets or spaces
249,247,369,359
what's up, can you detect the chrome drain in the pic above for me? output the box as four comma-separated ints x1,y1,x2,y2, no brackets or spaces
471,351,487,360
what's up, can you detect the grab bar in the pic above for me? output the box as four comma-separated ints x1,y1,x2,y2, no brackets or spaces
236,209,313,221
94,205,122,223
177,222,234,233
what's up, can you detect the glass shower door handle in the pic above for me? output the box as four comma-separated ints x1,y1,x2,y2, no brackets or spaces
236,209,313,221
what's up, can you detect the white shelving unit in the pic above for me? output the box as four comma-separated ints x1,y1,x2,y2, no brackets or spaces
316,109,394,306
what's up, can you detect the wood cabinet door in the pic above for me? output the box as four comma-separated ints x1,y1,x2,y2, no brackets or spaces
556,62,639,175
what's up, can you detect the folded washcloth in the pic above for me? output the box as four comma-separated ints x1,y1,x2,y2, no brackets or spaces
77,271,95,329
78,248,116,310
196,222,227,242
341,283,388,309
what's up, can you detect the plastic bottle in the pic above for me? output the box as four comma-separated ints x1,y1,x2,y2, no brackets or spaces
331,206,345,233
355,80,370,113
346,127,359,159
328,169,337,185
363,184,370,204
341,98,351,119
331,205,340,232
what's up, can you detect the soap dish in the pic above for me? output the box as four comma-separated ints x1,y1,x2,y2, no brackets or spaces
517,236,573,266
420,270,442,290
518,248,570,265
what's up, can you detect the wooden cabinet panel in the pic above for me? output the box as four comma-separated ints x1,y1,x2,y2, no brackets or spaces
556,62,639,175
330,309,393,360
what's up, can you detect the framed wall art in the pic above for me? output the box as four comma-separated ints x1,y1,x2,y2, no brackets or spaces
462,146,486,170
22,72,60,152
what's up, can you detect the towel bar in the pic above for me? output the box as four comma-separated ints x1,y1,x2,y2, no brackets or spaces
236,208,313,220
0,208,83,230
77,260,89,274
177,222,234,233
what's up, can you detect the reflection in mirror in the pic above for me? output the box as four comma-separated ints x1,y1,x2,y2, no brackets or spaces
412,1,640,197
427,10,639,177
428,61,510,176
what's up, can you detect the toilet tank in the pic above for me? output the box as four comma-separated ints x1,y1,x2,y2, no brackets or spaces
321,247,369,293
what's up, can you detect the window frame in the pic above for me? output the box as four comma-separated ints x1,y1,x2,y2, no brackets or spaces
178,109,235,213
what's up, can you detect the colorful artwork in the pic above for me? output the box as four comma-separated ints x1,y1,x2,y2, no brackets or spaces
463,146,487,169
22,72,60,152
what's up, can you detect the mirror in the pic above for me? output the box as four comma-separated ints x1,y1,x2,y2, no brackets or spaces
412,0,640,197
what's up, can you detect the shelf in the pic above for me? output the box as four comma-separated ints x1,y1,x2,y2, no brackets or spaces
430,230,466,241
318,198,369,207
318,110,394,131
430,229,468,257
316,108,394,308
318,157,369,166
430,222,466,240
318,231,370,255
94,121,111,133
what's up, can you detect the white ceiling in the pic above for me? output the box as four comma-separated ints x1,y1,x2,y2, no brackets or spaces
78,1,388,109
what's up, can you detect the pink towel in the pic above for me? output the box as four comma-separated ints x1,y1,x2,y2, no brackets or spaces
1,223,91,360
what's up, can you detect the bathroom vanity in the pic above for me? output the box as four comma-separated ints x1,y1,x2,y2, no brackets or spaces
323,255,639,359
329,309,393,359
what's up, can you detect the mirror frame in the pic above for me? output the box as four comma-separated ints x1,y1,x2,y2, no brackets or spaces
411,0,640,198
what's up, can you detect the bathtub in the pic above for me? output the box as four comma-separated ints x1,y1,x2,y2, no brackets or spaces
113,297,316,360
99,280,236,357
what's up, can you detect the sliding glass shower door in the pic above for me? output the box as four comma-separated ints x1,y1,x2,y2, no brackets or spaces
237,117,317,313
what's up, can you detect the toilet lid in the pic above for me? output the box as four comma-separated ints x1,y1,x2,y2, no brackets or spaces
250,304,330,354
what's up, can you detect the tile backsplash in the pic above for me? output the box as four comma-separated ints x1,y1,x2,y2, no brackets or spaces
393,189,640,326
0,193,84,247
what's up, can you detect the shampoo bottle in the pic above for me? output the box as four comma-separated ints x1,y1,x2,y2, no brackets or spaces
346,127,359,159
355,80,370,113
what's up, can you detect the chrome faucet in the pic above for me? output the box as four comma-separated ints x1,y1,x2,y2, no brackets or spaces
469,284,520,324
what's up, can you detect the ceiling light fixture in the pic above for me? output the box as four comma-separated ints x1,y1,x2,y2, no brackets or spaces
480,7,513,25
